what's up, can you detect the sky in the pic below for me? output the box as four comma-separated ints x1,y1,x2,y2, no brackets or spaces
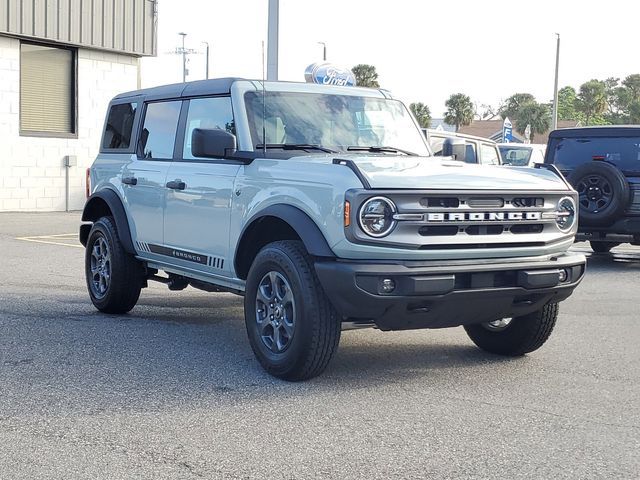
141,0,640,117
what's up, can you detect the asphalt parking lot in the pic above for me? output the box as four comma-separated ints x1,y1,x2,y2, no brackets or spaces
0,212,638,479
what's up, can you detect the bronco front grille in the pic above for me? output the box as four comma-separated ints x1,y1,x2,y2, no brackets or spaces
346,189,575,251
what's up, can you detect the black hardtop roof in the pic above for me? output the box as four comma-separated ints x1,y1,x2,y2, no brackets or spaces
112,77,246,101
548,125,640,139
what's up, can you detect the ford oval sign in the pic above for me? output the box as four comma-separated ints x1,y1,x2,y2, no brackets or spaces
304,63,356,87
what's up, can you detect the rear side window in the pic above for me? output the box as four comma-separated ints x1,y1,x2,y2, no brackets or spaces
551,137,640,173
140,101,182,159
499,146,532,166
183,96,235,160
102,103,137,150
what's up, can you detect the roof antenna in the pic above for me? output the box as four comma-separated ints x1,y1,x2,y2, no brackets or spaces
261,40,266,155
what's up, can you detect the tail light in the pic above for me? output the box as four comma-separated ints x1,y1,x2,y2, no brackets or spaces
85,168,91,198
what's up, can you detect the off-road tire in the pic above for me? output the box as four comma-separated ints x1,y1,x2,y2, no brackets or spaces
568,162,629,227
464,302,559,356
590,241,619,253
244,240,340,381
85,216,143,314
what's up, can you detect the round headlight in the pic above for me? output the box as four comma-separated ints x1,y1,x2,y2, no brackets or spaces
556,197,576,231
358,196,397,237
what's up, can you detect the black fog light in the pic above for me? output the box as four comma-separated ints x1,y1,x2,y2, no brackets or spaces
379,278,396,294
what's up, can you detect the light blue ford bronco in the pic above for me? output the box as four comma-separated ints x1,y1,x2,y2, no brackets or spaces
80,78,586,380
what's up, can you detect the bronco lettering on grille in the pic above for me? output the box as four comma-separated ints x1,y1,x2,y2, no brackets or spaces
425,212,542,222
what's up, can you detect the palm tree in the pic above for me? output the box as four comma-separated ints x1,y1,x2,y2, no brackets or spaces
351,64,380,88
444,93,474,131
500,93,536,120
577,80,607,125
409,102,431,128
515,102,551,142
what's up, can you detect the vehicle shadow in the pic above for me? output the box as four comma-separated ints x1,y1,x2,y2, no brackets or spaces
583,248,640,270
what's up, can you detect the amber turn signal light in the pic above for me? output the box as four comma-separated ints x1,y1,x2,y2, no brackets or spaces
344,201,351,227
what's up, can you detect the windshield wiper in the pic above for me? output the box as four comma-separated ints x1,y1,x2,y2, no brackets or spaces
255,143,338,153
346,145,418,156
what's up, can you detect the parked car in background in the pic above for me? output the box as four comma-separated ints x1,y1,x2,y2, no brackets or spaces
499,143,546,167
544,126,640,252
423,129,502,165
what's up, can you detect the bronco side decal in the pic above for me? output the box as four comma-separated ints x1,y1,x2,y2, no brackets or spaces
147,244,209,266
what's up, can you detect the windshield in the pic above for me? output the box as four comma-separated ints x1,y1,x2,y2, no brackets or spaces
499,146,532,166
244,91,430,156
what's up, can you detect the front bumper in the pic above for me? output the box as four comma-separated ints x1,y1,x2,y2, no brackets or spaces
314,252,586,331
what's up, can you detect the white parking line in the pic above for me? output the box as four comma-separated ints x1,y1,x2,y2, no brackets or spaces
16,234,83,249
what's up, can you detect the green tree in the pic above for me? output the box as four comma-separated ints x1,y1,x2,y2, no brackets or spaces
577,79,608,125
409,102,431,128
500,93,536,120
444,93,474,131
515,102,551,142
622,74,640,102
557,86,583,122
351,64,380,88
629,101,640,124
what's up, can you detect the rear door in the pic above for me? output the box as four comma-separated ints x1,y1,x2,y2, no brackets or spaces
121,100,181,251
162,96,241,277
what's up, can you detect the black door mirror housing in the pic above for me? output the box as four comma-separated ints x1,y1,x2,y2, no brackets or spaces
191,128,237,158
442,137,467,163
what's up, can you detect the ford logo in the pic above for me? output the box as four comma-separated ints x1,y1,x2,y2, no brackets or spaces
304,63,356,87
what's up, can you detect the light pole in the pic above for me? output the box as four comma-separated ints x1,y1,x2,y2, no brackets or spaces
267,0,279,80
178,32,187,82
318,41,326,61
202,41,210,79
551,33,560,131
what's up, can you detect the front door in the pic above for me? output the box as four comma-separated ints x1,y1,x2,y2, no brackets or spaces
162,96,240,277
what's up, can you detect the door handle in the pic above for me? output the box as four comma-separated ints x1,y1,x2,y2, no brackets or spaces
166,180,186,190
122,176,137,185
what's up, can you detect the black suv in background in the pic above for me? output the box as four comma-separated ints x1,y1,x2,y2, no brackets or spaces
545,126,640,252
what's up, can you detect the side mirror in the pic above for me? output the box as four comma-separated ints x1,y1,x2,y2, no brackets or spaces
442,138,467,163
191,128,237,158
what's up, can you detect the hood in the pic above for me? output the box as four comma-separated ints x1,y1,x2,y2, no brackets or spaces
334,155,568,191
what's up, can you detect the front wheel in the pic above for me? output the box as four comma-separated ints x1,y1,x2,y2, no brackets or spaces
464,303,558,356
85,216,143,314
244,240,340,381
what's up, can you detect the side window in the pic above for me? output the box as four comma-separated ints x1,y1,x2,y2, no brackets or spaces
182,97,236,160
481,143,500,165
140,101,182,159
465,143,477,163
102,103,137,150
183,97,235,159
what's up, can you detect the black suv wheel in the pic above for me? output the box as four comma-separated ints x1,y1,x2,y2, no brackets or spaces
464,303,558,356
85,216,143,314
590,241,619,253
244,240,341,381
568,162,630,227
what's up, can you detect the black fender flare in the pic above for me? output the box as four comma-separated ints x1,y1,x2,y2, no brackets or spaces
80,189,136,254
234,204,335,276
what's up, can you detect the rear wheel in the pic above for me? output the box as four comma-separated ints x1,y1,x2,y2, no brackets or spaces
85,216,143,314
244,240,340,381
464,303,558,356
590,241,619,253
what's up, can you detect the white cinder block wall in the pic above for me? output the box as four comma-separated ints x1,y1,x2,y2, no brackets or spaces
0,36,139,211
